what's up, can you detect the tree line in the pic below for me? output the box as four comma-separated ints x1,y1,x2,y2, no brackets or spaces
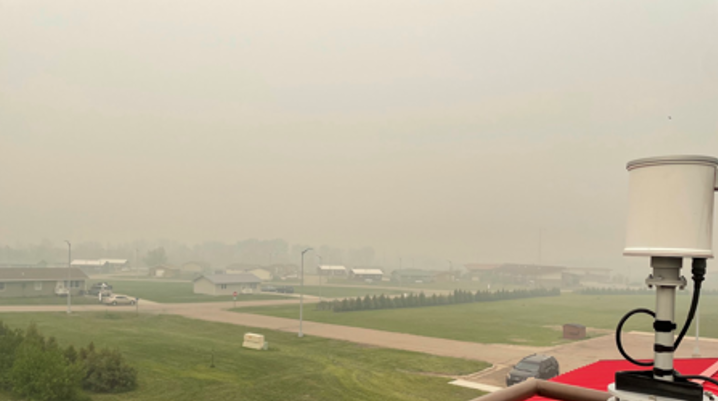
315,288,561,313
0,321,137,401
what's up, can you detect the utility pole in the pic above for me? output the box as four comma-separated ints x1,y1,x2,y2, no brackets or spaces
65,240,72,314
316,255,323,301
299,248,312,338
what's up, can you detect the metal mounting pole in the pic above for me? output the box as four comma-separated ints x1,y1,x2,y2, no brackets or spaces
648,257,685,382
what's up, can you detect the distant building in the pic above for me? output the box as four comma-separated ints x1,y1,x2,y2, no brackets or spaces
391,269,434,284
0,268,88,298
193,274,262,296
71,259,128,274
349,268,383,282
562,267,612,283
99,259,128,270
463,264,502,281
148,264,181,278
181,261,210,274
462,263,609,288
225,267,272,281
317,265,347,276
433,270,459,282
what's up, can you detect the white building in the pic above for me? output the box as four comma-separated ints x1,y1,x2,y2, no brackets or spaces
317,265,347,276
193,274,262,296
349,268,383,281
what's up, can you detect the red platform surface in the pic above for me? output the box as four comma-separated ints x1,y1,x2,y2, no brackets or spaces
527,359,718,401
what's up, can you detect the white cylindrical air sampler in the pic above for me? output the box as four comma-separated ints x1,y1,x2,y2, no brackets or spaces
624,155,718,259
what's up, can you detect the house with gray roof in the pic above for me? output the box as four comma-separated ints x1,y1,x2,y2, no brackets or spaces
192,273,262,296
0,268,89,298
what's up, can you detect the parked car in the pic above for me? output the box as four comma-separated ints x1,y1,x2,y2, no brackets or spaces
262,286,278,293
506,354,559,386
101,295,136,306
88,283,113,296
276,286,294,294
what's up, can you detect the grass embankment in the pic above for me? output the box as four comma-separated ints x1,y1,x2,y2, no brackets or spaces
0,313,487,401
108,280,286,303
237,293,718,346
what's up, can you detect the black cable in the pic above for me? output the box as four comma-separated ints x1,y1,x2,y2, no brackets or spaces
615,308,655,367
615,259,707,370
675,374,718,388
674,259,706,349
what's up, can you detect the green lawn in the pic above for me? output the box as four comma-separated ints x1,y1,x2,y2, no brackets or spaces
237,293,718,346
108,280,286,303
0,296,102,306
0,313,487,401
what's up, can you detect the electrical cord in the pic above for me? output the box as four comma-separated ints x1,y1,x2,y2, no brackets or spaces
675,261,706,349
614,259,708,382
615,308,655,367
675,374,718,388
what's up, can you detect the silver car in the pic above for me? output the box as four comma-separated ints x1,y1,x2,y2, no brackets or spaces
102,295,136,306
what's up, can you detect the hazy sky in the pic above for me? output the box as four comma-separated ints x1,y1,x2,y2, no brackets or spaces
1,0,717,269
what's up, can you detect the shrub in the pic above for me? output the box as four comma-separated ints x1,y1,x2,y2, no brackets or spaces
11,339,85,401
0,321,23,390
79,347,137,393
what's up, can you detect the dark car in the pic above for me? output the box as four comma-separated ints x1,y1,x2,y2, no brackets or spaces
88,282,113,296
276,286,294,294
262,286,278,293
506,354,559,386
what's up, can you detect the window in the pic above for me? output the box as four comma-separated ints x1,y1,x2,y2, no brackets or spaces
34,282,42,291
0,283,4,291
220,284,227,290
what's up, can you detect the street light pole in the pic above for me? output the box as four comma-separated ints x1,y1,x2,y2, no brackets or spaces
316,255,323,301
299,247,312,338
65,240,72,314
448,260,453,282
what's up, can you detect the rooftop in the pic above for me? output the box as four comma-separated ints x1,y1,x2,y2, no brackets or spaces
350,268,383,275
318,265,347,271
196,273,262,285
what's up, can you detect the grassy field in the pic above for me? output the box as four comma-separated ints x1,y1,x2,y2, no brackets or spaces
108,280,286,303
0,313,487,401
267,284,410,299
0,296,101,306
236,293,718,346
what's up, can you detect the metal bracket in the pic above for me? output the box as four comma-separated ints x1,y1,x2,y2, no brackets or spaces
646,274,687,289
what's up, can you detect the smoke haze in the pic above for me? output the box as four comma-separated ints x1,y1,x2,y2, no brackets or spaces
2,0,717,270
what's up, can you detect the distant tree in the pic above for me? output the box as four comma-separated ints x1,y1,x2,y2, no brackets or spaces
143,247,167,267
363,295,373,310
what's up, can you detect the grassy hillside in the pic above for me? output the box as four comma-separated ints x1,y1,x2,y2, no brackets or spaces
0,313,487,401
